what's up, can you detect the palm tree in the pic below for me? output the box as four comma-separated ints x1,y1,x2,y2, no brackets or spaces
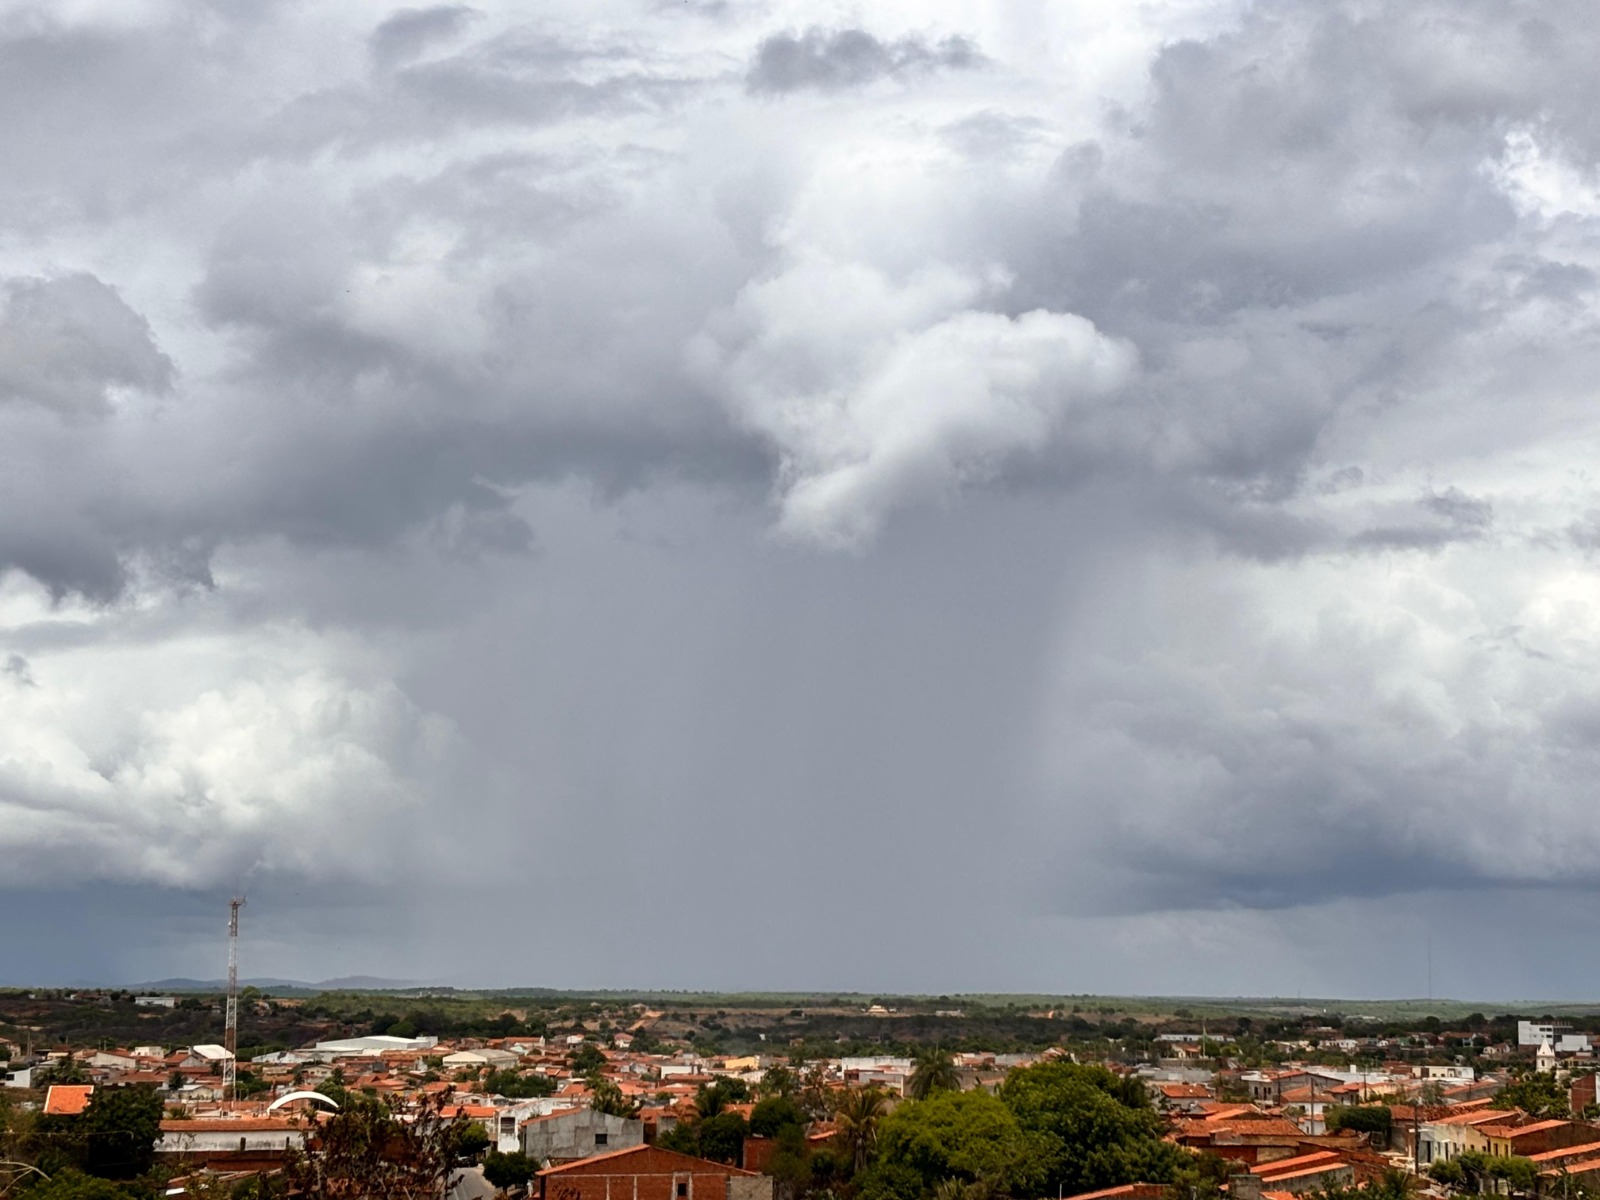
907,1047,959,1100
832,1086,888,1174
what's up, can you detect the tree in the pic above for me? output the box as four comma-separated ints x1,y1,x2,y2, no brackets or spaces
1433,1151,1495,1195
37,1085,166,1181
907,1048,960,1101
997,1062,1190,1196
589,1077,638,1119
749,1097,806,1140
485,1070,556,1100
1499,1071,1570,1119
695,1112,749,1166
568,1045,607,1076
874,1090,1047,1199
15,1168,144,1200
281,1092,473,1200
761,1067,798,1100
693,1081,746,1121
484,1148,537,1190
458,1123,492,1159
832,1087,888,1175
1325,1106,1392,1137
37,1059,88,1086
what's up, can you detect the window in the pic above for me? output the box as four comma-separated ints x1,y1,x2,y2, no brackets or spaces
677,1185,688,1197
595,1133,608,1146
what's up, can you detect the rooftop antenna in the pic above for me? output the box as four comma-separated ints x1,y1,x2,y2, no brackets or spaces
224,896,245,1103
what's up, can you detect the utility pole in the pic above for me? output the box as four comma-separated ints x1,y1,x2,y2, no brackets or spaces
224,897,245,1104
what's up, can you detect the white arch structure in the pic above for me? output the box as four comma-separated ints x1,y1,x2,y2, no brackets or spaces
267,1090,342,1112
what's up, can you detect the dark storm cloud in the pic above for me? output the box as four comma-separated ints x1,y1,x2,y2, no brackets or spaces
746,28,983,93
9,0,1600,992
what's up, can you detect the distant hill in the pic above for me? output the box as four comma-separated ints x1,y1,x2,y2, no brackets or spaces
125,975,434,993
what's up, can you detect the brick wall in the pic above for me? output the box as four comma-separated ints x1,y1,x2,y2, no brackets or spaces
540,1146,772,1200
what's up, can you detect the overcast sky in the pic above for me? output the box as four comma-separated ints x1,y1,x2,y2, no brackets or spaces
6,0,1600,1000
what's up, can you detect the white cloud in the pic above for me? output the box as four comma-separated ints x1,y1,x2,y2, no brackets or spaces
697,255,1137,547
0,576,458,889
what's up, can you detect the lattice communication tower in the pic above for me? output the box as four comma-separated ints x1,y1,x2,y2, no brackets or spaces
223,896,245,1102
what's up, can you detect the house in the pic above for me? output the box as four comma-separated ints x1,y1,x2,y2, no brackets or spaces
134,996,177,1009
443,1048,522,1071
1247,1152,1355,1195
180,1045,233,1073
1062,1187,1170,1200
155,1117,309,1171
536,1144,773,1200
523,1109,645,1164
1481,1120,1600,1159
44,1085,95,1116
1417,1109,1515,1163
1152,1081,1209,1120
310,1034,438,1059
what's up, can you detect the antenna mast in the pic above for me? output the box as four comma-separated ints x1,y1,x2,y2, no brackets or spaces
224,897,245,1103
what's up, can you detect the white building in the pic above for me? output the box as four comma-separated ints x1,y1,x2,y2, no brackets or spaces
311,1034,439,1059
1517,1022,1591,1054
442,1048,521,1070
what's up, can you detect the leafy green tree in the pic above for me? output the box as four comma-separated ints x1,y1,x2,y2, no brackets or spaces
875,1090,1047,1198
749,1096,806,1139
44,1085,164,1181
485,1070,556,1100
484,1148,537,1190
855,1160,928,1200
281,1093,473,1200
998,1062,1190,1196
16,1168,143,1200
568,1045,607,1076
1499,1071,1570,1119
907,1049,960,1101
1325,1106,1392,1136
695,1112,749,1165
458,1122,492,1159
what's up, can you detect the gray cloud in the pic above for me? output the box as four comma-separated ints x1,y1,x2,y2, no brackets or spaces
747,27,983,93
369,5,481,70
7,0,1600,992
0,274,173,415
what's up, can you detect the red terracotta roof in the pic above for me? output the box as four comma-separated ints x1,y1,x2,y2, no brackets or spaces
538,1144,757,1177
44,1086,94,1116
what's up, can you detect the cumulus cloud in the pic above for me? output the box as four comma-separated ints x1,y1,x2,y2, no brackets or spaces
0,578,462,890
747,27,983,94
698,258,1136,546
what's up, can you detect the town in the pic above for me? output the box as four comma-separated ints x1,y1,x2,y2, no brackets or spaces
4,987,1600,1200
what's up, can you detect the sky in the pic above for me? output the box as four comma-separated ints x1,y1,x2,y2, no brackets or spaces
5,0,1600,1000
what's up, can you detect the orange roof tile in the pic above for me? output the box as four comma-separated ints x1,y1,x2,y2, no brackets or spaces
44,1086,94,1116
